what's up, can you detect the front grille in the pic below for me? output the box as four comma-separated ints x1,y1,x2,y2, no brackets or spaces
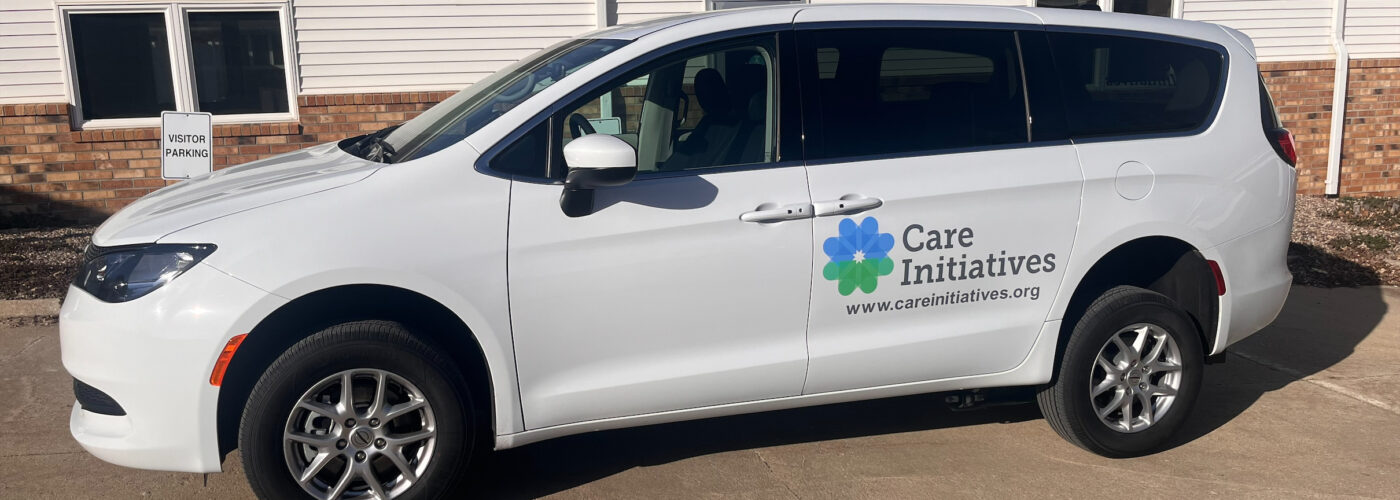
73,378,126,416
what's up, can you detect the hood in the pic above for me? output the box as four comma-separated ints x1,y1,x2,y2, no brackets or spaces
93,142,382,247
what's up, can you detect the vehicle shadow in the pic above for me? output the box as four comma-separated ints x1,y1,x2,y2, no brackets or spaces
1167,281,1389,449
467,389,1043,499
469,274,1387,497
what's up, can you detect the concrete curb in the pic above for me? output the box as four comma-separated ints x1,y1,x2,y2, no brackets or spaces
0,298,61,318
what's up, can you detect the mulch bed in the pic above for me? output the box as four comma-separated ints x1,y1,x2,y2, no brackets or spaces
0,196,1395,301
0,225,94,301
1290,196,1400,287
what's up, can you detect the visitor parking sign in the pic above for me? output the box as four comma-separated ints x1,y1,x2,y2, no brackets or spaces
160,111,213,180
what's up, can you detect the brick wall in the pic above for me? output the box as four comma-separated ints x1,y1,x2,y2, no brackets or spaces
0,92,453,226
1260,58,1400,197
1342,59,1400,196
2,61,1398,226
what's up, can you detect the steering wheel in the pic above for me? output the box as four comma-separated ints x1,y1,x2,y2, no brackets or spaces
567,113,596,139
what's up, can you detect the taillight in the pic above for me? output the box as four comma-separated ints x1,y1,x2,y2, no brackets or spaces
1275,128,1297,166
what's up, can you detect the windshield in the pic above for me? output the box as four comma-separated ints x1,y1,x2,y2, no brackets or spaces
375,38,628,163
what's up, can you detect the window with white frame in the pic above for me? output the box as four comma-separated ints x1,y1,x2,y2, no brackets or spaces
1035,0,1176,17
60,2,296,126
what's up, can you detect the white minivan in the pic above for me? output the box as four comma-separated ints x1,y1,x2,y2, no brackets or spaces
61,4,1297,498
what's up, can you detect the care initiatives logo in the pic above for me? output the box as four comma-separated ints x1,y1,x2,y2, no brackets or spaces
822,217,895,296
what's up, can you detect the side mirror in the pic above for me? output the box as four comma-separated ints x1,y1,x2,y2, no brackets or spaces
560,134,637,217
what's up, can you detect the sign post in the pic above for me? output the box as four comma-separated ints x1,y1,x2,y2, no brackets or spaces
160,111,213,180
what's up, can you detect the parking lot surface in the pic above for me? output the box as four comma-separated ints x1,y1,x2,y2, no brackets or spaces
1,285,1396,499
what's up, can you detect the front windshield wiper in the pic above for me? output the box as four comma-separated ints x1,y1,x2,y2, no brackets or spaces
344,124,401,163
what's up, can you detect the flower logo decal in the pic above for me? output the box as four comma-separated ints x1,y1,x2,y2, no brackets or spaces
823,217,895,296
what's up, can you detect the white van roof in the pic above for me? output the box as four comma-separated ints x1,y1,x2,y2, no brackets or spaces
587,3,1246,57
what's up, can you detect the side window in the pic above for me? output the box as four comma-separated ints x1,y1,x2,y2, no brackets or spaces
1047,32,1223,138
798,28,1028,160
488,120,549,177
557,35,779,174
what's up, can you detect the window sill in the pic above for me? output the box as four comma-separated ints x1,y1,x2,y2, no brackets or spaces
78,112,298,130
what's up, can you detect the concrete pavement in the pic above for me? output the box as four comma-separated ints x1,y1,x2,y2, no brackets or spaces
1,285,1396,499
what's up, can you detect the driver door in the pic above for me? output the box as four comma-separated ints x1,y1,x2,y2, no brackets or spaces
504,33,815,430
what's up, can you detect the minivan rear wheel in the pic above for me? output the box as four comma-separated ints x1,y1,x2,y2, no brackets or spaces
1037,286,1204,457
240,320,475,499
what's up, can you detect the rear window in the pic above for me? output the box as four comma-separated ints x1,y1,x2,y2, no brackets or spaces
1047,32,1224,138
1258,74,1283,131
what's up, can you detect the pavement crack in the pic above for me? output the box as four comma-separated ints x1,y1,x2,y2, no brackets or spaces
1230,351,1400,417
17,334,46,356
754,449,800,500
0,450,83,458
0,334,48,364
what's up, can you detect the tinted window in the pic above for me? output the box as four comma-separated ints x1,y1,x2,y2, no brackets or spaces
188,12,289,114
70,14,177,120
1047,32,1223,138
489,120,549,177
1258,75,1283,131
798,28,1028,160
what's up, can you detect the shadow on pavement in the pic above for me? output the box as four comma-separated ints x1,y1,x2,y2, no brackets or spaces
468,282,1388,497
1169,284,1389,449
469,390,1041,499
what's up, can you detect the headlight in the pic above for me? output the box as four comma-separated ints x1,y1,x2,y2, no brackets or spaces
74,244,216,303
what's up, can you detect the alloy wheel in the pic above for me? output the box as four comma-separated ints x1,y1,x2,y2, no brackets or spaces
1089,323,1183,433
283,369,437,499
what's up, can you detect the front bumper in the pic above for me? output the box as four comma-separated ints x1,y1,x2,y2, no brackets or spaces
61,263,286,473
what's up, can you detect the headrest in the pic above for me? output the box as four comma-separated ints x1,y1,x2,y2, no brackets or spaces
694,68,730,114
748,92,766,122
1165,60,1209,112
727,64,767,101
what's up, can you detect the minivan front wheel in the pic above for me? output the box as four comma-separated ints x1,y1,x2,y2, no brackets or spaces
1037,286,1204,457
240,321,475,499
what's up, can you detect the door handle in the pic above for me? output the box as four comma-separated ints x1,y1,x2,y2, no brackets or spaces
740,202,814,223
813,195,883,217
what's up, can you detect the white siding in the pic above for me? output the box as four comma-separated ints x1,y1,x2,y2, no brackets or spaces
1346,0,1400,59
0,0,65,104
615,0,704,25
1182,0,1336,62
294,0,598,94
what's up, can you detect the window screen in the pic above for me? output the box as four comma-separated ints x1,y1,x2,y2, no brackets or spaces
189,12,289,114
1047,32,1223,138
1113,0,1172,17
70,14,176,120
798,28,1027,160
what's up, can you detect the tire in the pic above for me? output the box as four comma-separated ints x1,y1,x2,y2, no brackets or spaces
1036,286,1204,458
240,320,476,499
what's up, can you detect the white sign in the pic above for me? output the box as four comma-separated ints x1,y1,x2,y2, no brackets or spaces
160,111,213,180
